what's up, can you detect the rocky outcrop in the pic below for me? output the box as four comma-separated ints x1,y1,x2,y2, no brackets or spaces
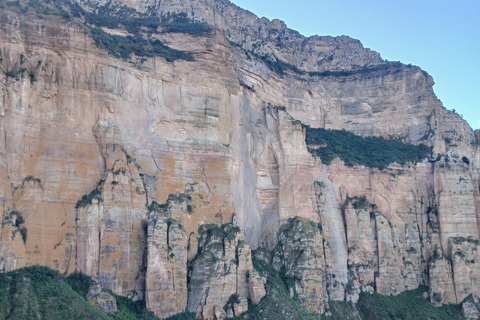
233,296,248,316
87,284,118,313
0,0,479,318
428,251,456,306
272,217,328,314
214,305,227,320
187,224,253,319
248,268,266,305
145,210,188,317
450,237,480,302
463,294,480,320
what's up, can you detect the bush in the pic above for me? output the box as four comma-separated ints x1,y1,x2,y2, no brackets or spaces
0,266,111,320
164,312,197,320
76,180,104,209
5,0,202,63
462,156,470,165
90,29,193,62
357,287,463,320
308,62,405,78
198,223,241,242
304,125,432,169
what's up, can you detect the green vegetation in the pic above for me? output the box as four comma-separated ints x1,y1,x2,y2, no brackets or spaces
4,210,28,244
308,62,406,78
67,270,161,320
76,180,104,209
232,249,319,320
345,196,379,213
198,223,241,242
462,156,470,165
0,266,110,320
148,192,192,214
304,125,432,169
257,54,303,76
24,175,42,185
356,287,463,320
164,312,196,320
90,29,193,62
0,266,167,320
2,0,210,63
235,39,408,78
168,193,192,203
0,264,465,320
148,200,169,212
109,294,159,320
158,13,212,37
323,300,360,320
450,236,479,245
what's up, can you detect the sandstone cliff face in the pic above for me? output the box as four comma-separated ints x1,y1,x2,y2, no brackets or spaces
146,208,188,317
272,217,327,313
0,0,479,318
187,224,253,318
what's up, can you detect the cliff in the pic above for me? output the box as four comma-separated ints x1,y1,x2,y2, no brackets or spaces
0,0,479,318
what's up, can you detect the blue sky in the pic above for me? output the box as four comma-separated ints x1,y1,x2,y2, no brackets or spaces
231,0,480,130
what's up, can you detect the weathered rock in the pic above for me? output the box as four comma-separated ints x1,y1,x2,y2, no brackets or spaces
0,0,479,316
272,217,328,314
449,237,480,302
87,284,117,313
462,295,480,320
233,296,248,316
187,224,253,319
313,180,348,301
248,269,266,305
214,305,227,320
344,197,378,302
428,250,457,306
145,211,188,317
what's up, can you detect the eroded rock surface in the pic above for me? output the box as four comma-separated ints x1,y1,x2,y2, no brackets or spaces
0,0,479,318
187,224,253,319
248,268,266,305
272,217,328,313
87,284,118,313
146,210,188,317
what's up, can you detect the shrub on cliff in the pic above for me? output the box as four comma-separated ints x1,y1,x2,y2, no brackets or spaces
304,125,432,169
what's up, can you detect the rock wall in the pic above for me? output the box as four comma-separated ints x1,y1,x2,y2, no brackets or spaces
0,0,479,318
146,208,188,317
187,224,253,318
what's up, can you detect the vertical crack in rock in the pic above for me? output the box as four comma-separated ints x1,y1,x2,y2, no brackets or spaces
187,223,253,319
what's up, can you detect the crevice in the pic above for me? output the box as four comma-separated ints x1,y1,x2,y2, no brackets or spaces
200,161,213,196
97,228,101,280
374,211,379,292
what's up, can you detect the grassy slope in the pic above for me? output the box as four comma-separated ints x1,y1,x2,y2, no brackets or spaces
0,266,196,320
0,267,110,320
356,288,463,320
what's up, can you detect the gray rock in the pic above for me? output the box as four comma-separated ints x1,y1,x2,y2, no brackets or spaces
87,284,117,313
